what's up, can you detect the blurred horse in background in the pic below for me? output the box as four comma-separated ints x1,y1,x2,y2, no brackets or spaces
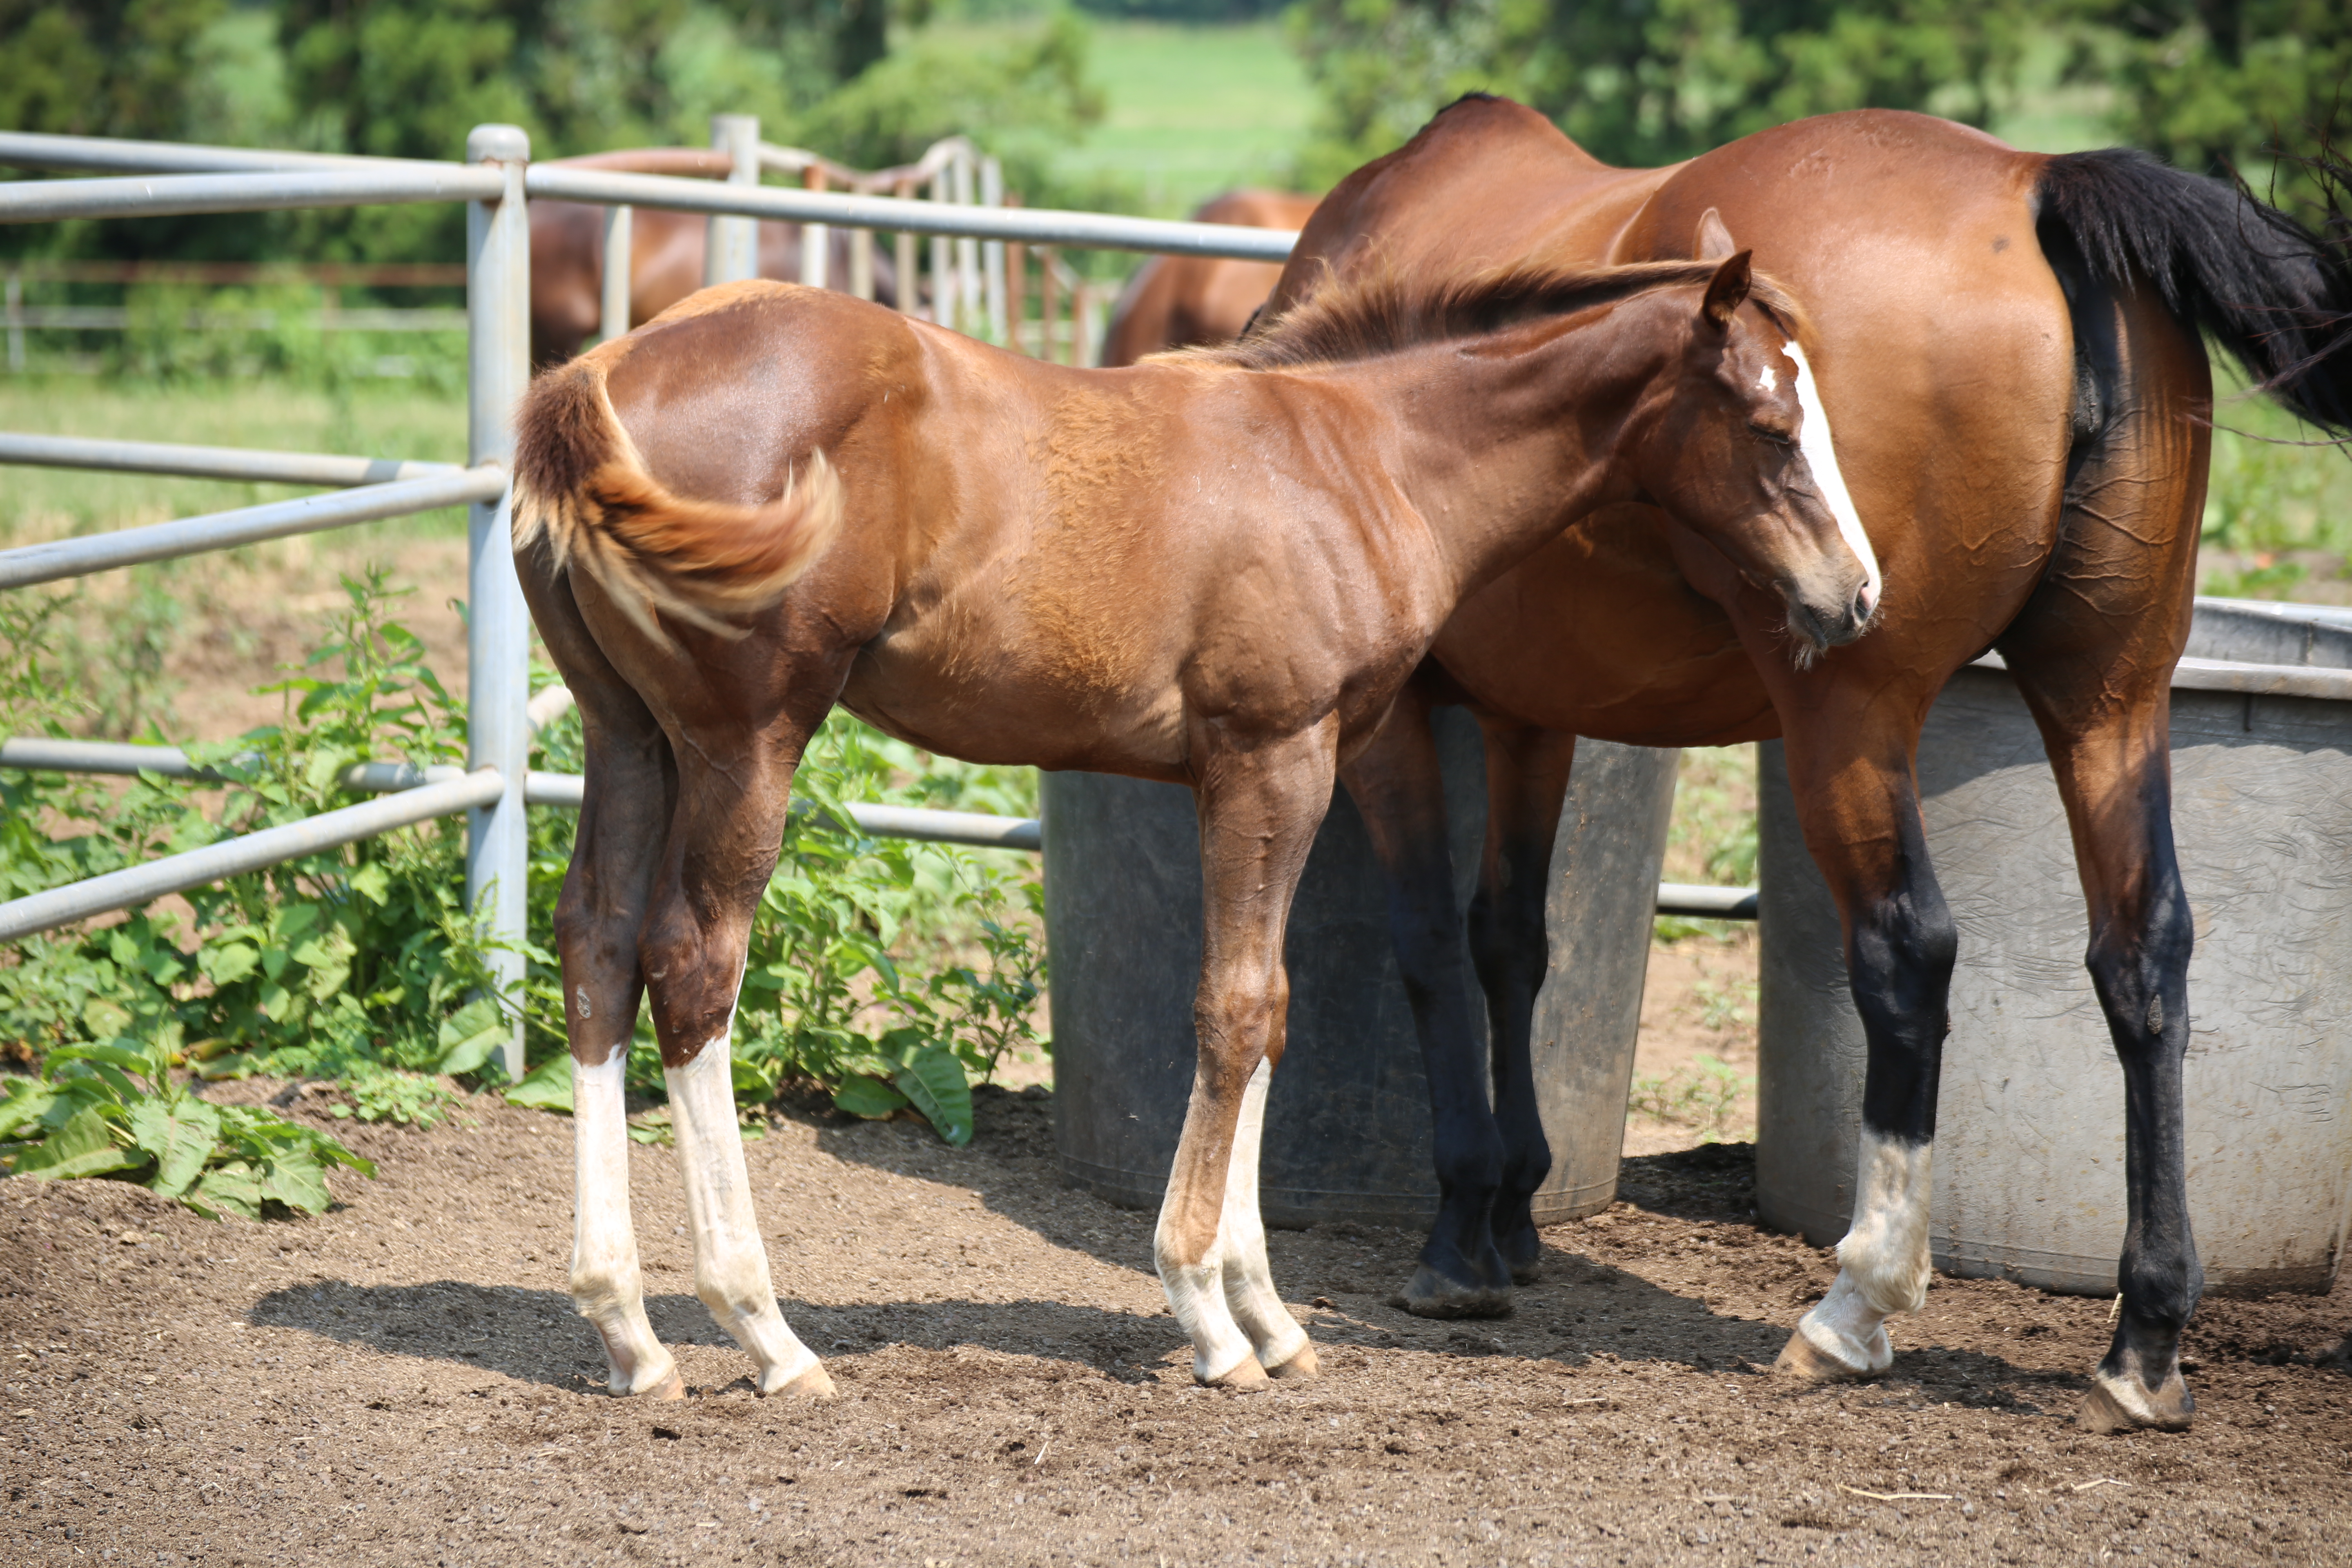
528,148,897,365
1099,190,1319,367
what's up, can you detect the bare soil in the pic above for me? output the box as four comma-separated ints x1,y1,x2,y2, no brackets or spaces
4,1086,2346,1567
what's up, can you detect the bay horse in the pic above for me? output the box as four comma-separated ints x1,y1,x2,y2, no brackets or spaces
1260,97,2352,1433
528,150,899,365
1099,190,1320,368
510,258,1875,1398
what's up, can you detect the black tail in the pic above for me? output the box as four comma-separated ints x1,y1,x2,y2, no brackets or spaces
2035,147,2352,436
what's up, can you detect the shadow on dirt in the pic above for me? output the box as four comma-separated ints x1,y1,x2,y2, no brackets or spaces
248,1277,1181,1391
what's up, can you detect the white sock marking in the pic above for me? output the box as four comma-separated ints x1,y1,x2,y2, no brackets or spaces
666,1035,820,1394
1154,1059,1281,1384
1782,342,1882,614
1217,1058,1309,1370
1797,1131,1933,1373
570,1051,675,1394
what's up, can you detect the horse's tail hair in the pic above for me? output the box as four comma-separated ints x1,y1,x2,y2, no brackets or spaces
510,359,844,644
2034,147,2352,435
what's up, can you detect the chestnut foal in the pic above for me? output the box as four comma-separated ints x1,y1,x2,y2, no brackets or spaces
511,257,1875,1398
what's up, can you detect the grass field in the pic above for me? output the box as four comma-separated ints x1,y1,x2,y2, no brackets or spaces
924,14,1314,215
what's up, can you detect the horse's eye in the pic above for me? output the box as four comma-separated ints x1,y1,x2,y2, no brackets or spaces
1748,421,1795,447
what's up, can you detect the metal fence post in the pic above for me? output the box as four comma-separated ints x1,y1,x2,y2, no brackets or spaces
952,149,980,336
705,114,760,287
466,122,532,1083
800,164,829,290
980,156,1006,345
599,203,632,341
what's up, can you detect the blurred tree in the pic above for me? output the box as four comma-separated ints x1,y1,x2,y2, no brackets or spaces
1286,0,2033,186
2084,0,2350,222
0,0,229,141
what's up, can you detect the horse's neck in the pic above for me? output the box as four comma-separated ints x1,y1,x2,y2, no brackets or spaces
1364,316,1664,600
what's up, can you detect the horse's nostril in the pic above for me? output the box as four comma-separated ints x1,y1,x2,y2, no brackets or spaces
1853,583,1878,623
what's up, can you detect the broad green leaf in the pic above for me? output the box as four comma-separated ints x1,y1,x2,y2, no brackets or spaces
129,1097,222,1199
731,1055,782,1104
15,1106,139,1180
189,1162,263,1220
349,862,390,905
261,1151,333,1215
436,996,508,1075
832,1075,909,1120
0,1083,57,1141
893,1044,974,1147
80,997,131,1040
503,1055,574,1113
257,981,295,1022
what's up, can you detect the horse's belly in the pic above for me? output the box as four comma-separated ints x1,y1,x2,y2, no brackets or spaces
838,636,1193,781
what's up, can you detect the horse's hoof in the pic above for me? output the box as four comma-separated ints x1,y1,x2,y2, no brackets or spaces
633,1368,688,1402
1772,1329,1870,1383
760,1362,837,1402
1392,1266,1513,1320
1203,1355,1271,1392
1265,1341,1320,1380
2077,1370,2193,1434
1508,1258,1542,1287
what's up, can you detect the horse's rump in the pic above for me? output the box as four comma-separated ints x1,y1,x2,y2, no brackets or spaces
512,346,844,642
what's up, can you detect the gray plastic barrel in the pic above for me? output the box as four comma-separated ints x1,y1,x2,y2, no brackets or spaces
1757,598,2352,1295
1045,708,1678,1229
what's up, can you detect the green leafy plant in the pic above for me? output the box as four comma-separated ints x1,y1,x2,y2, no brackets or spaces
3,567,1047,1152
1627,1054,1754,1143
0,1033,374,1218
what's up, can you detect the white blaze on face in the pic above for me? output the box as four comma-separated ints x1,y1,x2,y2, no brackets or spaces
1781,342,1882,615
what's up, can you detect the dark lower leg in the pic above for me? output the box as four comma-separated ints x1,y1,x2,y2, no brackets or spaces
2079,795,2200,1431
1775,735,1956,1379
1343,703,1511,1314
1466,725,1575,1282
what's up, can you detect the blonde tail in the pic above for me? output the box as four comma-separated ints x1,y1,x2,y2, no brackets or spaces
511,361,844,644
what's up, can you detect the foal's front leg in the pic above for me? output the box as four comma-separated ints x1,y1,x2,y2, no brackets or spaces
1156,719,1338,1386
635,729,832,1400
1771,716,1955,1381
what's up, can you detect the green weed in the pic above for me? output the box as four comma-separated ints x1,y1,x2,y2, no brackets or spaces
1627,1054,1753,1143
0,1035,374,1220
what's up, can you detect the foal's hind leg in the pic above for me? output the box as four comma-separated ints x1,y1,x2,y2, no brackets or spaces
519,554,682,1398
1341,689,1514,1316
636,706,844,1401
1157,717,1338,1386
1994,283,2209,1433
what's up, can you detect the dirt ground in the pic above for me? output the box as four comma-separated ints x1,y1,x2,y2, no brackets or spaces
4,1084,2346,1568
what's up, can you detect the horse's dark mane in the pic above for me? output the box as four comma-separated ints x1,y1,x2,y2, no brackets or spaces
1175,260,1808,373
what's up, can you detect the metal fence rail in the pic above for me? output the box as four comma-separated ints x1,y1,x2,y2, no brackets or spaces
0,467,506,590
0,433,461,487
523,163,1299,261
0,772,506,945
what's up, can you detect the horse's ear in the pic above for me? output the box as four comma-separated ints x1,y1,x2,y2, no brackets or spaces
1700,250,1753,332
1693,208,1737,261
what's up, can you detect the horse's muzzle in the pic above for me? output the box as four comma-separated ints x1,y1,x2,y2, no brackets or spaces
1783,579,1877,653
